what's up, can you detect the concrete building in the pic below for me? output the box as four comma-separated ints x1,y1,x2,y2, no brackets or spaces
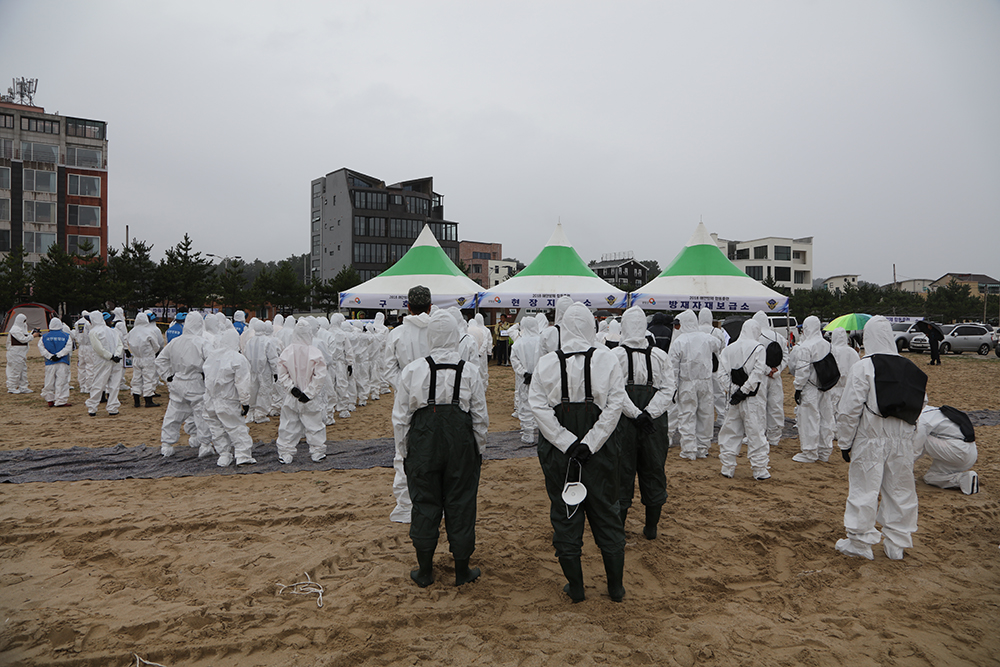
712,233,813,292
487,258,518,287
589,255,649,289
1,99,109,264
310,168,460,283
883,278,935,296
930,273,1000,297
821,274,859,293
459,240,502,289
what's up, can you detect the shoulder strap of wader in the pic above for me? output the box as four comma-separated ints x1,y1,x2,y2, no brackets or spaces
556,347,596,404
425,357,466,406
622,345,653,386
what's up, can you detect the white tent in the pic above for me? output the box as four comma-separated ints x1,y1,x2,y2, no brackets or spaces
631,223,790,313
338,226,482,310
479,224,628,309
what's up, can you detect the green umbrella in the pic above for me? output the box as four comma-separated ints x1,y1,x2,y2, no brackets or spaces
824,313,871,331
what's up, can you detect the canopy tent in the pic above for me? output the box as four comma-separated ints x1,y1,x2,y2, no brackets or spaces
2,303,57,333
478,224,628,310
338,226,482,310
630,222,790,313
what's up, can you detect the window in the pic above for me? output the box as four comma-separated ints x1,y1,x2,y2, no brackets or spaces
66,146,102,168
774,266,791,282
753,245,768,259
68,174,101,196
1,114,13,129
735,248,750,260
0,167,9,188
66,118,105,139
775,245,791,261
793,250,805,260
350,175,372,188
20,116,60,134
0,229,9,251
389,218,422,239
24,169,57,193
426,222,457,242
23,231,57,254
443,247,458,263
353,216,385,237
21,141,59,163
472,264,482,274
794,271,808,284
0,198,9,221
404,196,429,216
390,243,412,261
392,195,403,206
68,204,101,226
473,251,490,260
67,234,100,254
352,242,387,264
24,200,55,223
353,190,387,210
745,266,763,281
494,265,499,274
0,138,11,159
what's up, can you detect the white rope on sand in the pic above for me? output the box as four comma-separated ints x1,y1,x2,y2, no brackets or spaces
276,572,324,608
134,654,168,667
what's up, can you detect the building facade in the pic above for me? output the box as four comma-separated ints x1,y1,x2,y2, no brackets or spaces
589,257,649,289
459,240,502,289
310,168,460,283
882,278,934,296
1,100,109,264
712,233,813,292
930,273,999,297
487,258,517,287
822,274,859,293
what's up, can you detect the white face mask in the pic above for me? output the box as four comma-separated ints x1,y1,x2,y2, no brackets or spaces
562,459,587,517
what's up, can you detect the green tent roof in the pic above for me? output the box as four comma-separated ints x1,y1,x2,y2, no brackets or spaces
515,224,600,278
379,226,467,278
656,222,747,278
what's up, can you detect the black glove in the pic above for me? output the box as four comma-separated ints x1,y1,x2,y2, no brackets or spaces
523,372,532,385
794,389,802,405
841,448,851,463
111,355,121,364
297,392,310,403
273,374,278,382
634,411,655,435
290,387,304,400
241,404,250,416
730,389,746,405
167,375,174,383
566,440,592,465
347,365,353,376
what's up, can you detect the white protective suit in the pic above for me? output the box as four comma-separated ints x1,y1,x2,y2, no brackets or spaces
792,316,836,463
604,320,621,348
539,296,574,357
529,303,625,454
156,312,211,456
112,307,130,391
448,308,481,368
326,314,354,417
129,313,163,399
204,329,254,466
87,313,124,415
73,312,94,393
276,319,329,464
596,320,609,345
245,318,279,423
202,313,220,351
700,308,727,423
233,309,247,336
510,315,543,443
5,313,33,393
38,317,73,405
716,318,770,479
267,320,286,416
309,317,338,424
614,306,674,421
752,311,789,449
392,310,489,459
913,406,978,494
829,328,861,426
385,309,434,523
668,310,716,459
372,312,391,395
273,313,284,332
277,315,297,348
836,316,926,560
340,321,364,408
467,315,491,389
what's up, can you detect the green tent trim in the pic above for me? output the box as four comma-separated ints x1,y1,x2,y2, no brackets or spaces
516,245,598,278
658,243,747,278
379,244,467,278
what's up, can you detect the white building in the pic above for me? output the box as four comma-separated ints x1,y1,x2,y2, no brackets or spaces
712,233,813,292
822,274,859,293
487,259,517,287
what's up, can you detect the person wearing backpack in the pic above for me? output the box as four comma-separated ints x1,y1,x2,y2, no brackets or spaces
752,311,789,451
913,405,978,495
717,318,770,479
836,316,927,560
791,316,839,463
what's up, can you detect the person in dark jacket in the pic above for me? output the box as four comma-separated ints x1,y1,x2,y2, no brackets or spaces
647,312,674,353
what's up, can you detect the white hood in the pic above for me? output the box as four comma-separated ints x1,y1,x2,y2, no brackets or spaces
428,310,459,356
677,309,698,335
620,306,648,347
561,303,596,348
863,315,897,356
802,316,822,341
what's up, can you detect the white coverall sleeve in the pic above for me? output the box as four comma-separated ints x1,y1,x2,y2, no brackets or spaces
90,329,111,360
582,356,625,453
741,345,766,395
643,351,675,420
391,365,417,457
836,362,870,449
304,353,327,400
528,355,578,453
469,370,489,453
612,348,642,420
37,337,53,360
234,358,252,406
155,343,172,379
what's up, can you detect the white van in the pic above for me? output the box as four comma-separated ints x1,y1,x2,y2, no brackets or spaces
767,315,799,347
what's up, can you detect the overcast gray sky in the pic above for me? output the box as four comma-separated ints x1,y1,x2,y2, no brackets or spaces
3,0,998,286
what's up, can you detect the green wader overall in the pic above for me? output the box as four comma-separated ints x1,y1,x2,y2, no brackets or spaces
404,358,481,560
617,345,669,513
537,349,626,559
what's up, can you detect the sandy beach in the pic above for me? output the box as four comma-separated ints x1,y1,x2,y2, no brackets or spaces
1,347,998,666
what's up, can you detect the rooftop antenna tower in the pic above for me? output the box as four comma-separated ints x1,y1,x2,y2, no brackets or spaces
2,78,39,105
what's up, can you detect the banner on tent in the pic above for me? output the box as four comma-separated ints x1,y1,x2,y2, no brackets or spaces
479,291,628,310
629,293,789,312
338,292,479,310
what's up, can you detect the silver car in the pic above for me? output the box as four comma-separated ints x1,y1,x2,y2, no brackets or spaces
892,322,922,352
911,323,996,355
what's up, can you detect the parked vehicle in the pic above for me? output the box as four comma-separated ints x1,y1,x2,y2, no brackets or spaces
892,322,922,352
911,323,996,355
768,316,798,347
910,325,954,354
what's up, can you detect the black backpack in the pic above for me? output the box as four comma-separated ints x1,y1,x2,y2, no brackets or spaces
871,354,928,425
765,340,783,368
812,343,840,392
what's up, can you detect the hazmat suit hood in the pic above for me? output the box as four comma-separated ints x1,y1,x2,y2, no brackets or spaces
535,313,548,329
698,308,713,333
292,319,313,346
447,307,466,331
620,307,649,347
113,307,125,323
251,319,266,334
220,328,240,353
91,312,108,331
677,310,698,335
49,316,63,331
264,322,274,335
740,318,761,342
316,316,329,329
234,310,246,324
183,311,205,337
597,320,608,335
554,296,573,325
330,313,345,327
831,327,850,349
561,304,596,347
285,316,296,330
340,322,355,333
204,314,219,337
134,312,149,328
428,310,460,356
474,313,485,328
606,320,621,341
752,311,771,333
802,316,822,341
863,316,897,356
273,314,284,328
10,313,28,336
520,316,539,338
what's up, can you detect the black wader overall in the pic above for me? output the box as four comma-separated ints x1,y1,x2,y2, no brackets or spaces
615,345,669,538
537,348,626,601
404,358,482,586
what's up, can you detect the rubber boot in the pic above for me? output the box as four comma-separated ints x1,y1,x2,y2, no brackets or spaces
558,556,585,603
454,558,481,586
133,394,142,408
410,549,434,588
643,505,662,540
601,551,626,602
145,396,161,408
100,392,108,404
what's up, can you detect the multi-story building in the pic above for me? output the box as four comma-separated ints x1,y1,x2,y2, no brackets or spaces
310,168,460,283
589,254,649,289
1,99,109,264
459,240,502,289
929,273,999,297
882,278,934,296
712,233,813,292
487,259,518,287
821,274,859,293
